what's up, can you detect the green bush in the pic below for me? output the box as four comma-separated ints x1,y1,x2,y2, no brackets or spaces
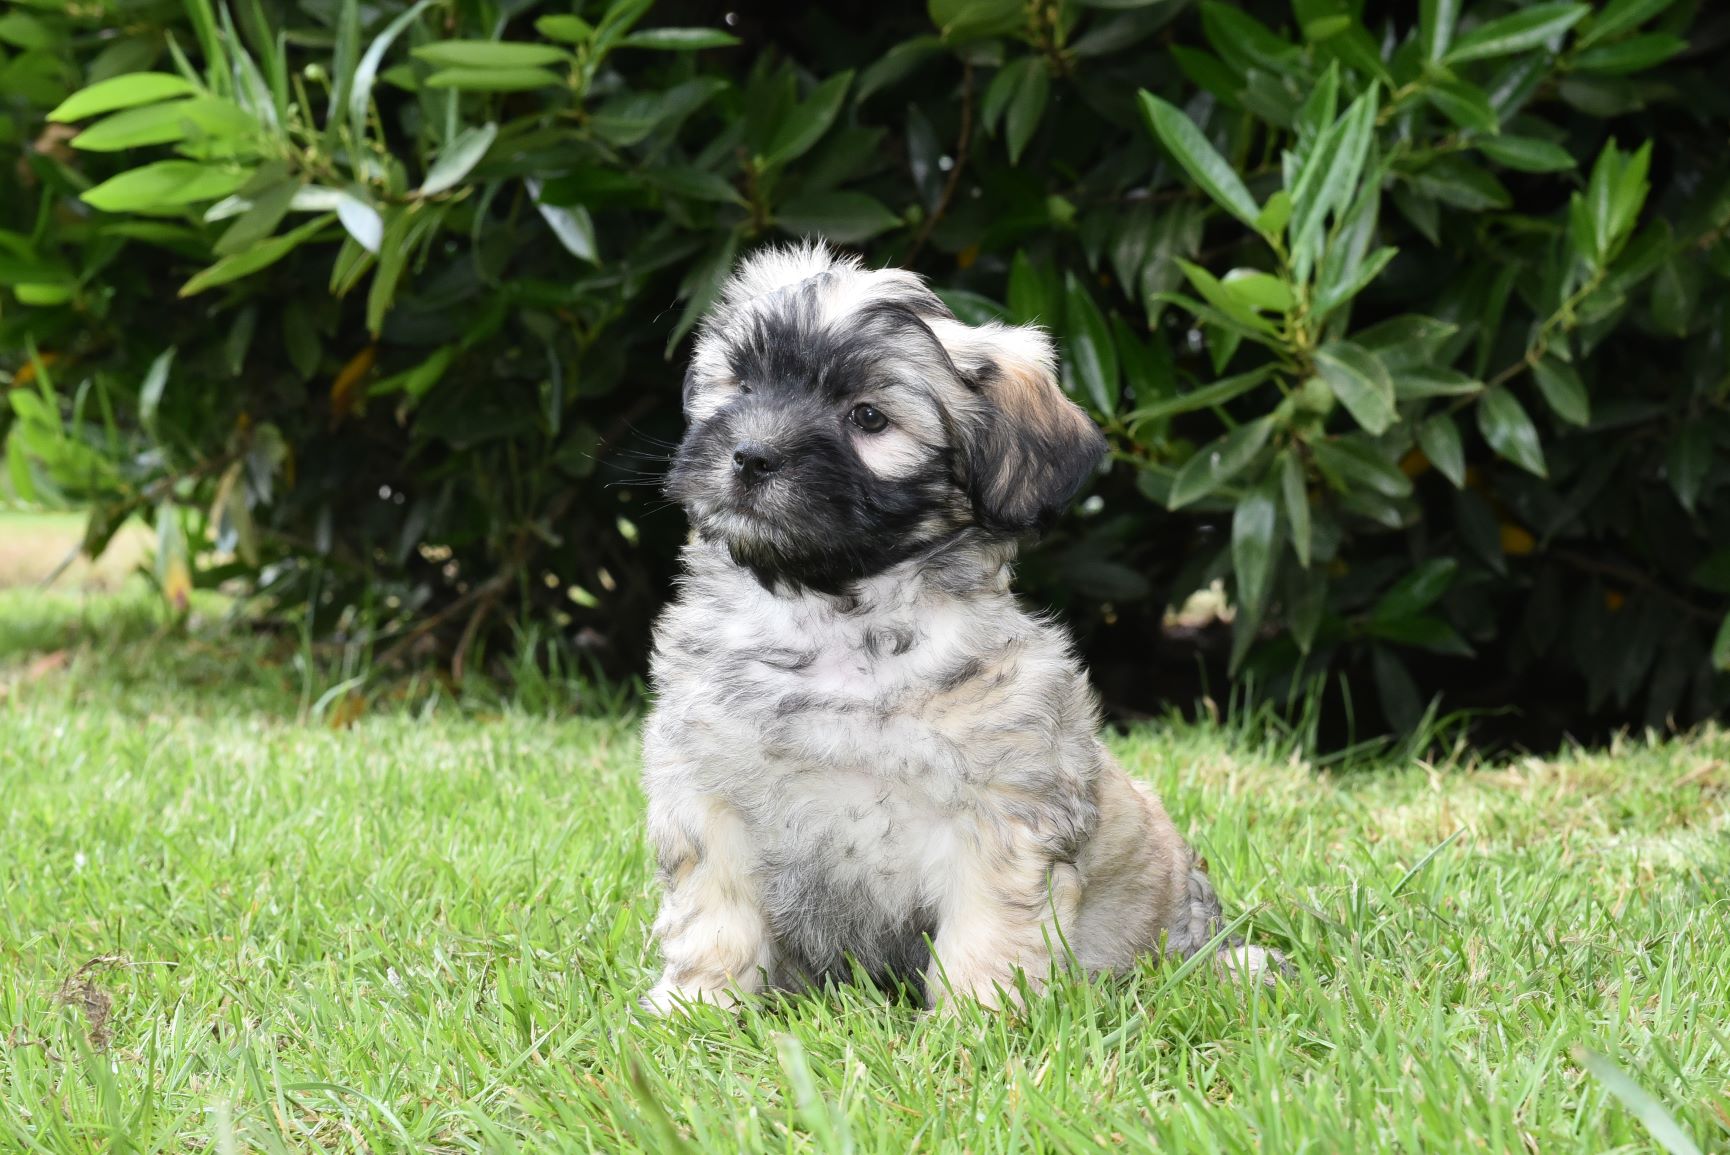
2,0,1727,734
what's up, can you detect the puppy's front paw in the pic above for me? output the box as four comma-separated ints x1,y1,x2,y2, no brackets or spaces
931,984,1011,1017
927,966,1034,1017
637,982,741,1017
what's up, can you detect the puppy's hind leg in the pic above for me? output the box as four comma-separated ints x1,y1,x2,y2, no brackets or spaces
641,796,773,1016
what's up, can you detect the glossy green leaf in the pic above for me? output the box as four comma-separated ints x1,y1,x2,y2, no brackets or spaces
1126,366,1274,426
1175,260,1281,335
928,0,1025,42
424,67,563,92
1420,0,1461,61
1444,3,1589,64
1168,418,1274,508
179,214,332,296
1477,389,1548,477
420,123,497,196
1113,316,1174,408
1425,79,1498,133
48,72,200,122
982,61,1021,136
1402,157,1511,210
1310,436,1413,497
1278,448,1311,567
1372,645,1424,733
349,0,437,141
138,347,175,434
644,166,745,205
667,230,740,356
1255,191,1293,237
1573,33,1685,74
856,37,942,105
412,41,571,68
1064,273,1119,416
1649,253,1698,335
526,179,598,262
83,162,251,212
1220,269,1292,312
1356,315,1458,370
0,11,61,51
1577,0,1678,48
1667,423,1710,515
1313,340,1395,435
13,283,74,306
71,97,252,151
621,27,741,50
1199,2,1300,76
1312,245,1397,321
1370,615,1474,656
763,72,853,168
1416,413,1466,488
336,194,383,254
1531,357,1591,426
1231,480,1278,615
1288,89,1377,281
776,192,902,244
935,289,1009,325
535,15,594,42
1392,368,1483,401
372,345,456,400
1137,92,1261,228
1008,250,1059,327
1005,61,1049,166
1374,558,1458,621
591,80,726,147
1475,135,1576,173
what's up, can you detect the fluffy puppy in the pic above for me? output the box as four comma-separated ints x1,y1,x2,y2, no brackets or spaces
641,243,1278,1013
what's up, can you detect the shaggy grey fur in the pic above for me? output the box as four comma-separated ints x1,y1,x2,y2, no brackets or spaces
640,244,1280,1013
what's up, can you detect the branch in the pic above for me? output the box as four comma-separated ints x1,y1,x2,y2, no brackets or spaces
1553,548,1719,624
905,61,974,268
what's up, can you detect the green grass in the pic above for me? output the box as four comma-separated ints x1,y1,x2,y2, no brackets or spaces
2,592,1728,1153
0,508,151,590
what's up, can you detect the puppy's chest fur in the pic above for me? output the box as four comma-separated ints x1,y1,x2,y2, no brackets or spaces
643,543,1102,986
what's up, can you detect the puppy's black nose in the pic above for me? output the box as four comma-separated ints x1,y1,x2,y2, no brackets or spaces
732,442,784,487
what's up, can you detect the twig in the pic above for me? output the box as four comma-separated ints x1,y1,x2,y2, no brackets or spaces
35,541,83,590
450,580,504,683
1553,548,1718,623
906,61,974,267
1483,269,1608,392
373,569,512,671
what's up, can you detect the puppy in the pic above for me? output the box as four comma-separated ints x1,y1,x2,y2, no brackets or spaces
640,243,1278,1013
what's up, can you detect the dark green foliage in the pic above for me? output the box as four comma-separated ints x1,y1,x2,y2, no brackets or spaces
3,0,1729,736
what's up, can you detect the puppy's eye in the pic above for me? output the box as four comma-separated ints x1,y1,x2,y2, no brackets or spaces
850,403,888,433
739,383,753,395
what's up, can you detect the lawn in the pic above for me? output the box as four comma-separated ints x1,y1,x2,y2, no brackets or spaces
0,509,152,591
1,589,1727,1153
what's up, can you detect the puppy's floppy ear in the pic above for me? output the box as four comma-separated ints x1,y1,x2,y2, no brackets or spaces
930,319,1108,533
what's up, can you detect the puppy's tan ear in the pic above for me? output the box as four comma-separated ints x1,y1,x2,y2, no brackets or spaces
930,319,1108,533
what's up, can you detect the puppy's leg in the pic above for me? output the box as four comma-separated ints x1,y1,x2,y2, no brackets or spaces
641,796,772,1015
924,827,1081,1011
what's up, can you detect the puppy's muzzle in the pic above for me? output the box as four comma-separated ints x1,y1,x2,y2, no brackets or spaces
732,441,784,488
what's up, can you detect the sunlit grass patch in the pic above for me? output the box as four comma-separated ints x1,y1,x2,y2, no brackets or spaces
0,596,1726,1153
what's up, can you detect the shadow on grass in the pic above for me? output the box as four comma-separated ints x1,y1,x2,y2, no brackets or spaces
0,584,310,717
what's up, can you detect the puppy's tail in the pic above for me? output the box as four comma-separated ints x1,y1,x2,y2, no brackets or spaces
1170,857,1291,985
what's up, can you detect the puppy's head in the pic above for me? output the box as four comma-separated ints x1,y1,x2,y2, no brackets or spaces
667,243,1106,590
